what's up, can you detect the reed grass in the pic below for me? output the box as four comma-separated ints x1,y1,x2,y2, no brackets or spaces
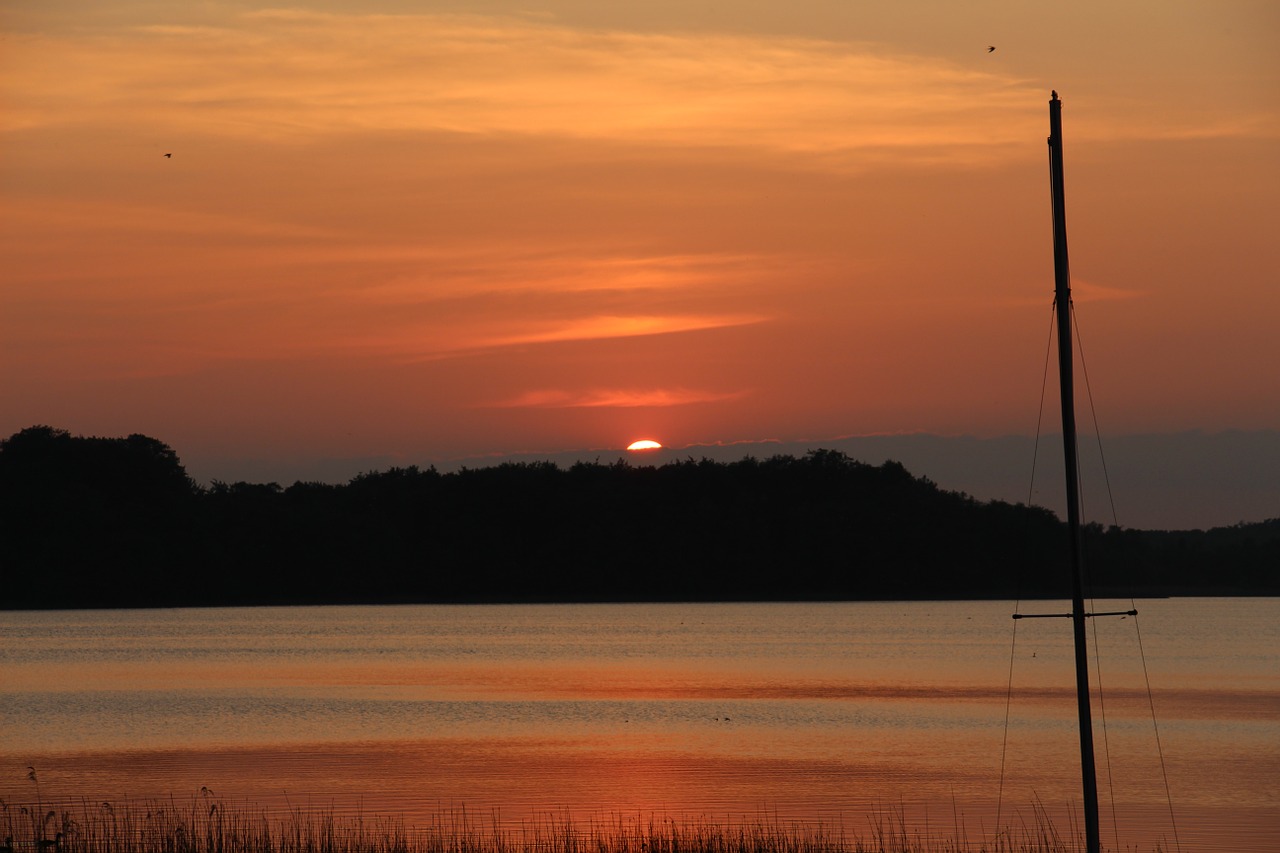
0,795,1161,853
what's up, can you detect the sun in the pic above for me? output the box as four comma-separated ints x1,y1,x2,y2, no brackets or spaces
627,439,663,451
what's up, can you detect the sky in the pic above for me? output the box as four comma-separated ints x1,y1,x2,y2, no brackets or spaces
3,1,1278,528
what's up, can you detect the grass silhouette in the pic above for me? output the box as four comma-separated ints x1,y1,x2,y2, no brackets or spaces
0,794,1167,853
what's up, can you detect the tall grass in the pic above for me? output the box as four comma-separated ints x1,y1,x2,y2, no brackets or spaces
0,795,1156,853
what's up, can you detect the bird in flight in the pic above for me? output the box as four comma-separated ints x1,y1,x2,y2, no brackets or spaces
987,45,996,53
163,153,172,158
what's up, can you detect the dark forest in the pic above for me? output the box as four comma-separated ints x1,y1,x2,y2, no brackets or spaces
2,426,1276,609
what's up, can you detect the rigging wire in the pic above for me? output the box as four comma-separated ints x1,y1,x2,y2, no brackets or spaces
1003,297,1183,853
1070,302,1120,526
995,615,1019,846
1071,303,1183,853
1133,612,1183,853
1066,301,1123,850
1028,303,1060,515
1089,595,1123,850
996,300,1060,842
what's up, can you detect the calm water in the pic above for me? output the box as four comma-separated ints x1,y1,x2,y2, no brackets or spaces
2,599,1276,852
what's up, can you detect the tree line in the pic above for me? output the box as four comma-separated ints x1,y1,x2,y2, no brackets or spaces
1,425,1276,609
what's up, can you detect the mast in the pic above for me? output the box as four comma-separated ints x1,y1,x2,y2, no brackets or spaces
1048,91,1102,853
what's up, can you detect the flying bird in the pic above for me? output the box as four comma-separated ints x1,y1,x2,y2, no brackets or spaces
987,45,995,52
163,153,172,158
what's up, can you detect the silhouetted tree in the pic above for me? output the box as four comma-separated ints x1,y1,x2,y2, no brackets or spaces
2,426,1274,609
0,426,200,607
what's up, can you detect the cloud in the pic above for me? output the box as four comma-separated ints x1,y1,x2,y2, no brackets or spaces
328,305,770,365
474,313,767,348
4,197,340,247
482,387,751,409
1070,279,1149,302
358,253,781,303
9,2,1277,174
3,10,1043,165
319,248,779,360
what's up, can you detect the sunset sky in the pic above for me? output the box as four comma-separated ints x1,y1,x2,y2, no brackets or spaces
3,1,1277,519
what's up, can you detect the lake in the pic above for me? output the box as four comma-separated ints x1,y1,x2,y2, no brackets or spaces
1,599,1276,852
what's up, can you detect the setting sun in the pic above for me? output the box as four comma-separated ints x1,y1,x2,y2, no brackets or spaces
626,440,662,451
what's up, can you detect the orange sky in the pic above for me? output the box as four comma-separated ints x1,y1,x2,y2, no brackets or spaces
2,1,1278,483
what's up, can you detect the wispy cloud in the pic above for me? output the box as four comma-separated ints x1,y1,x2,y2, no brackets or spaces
475,313,767,348
358,253,781,303
1071,279,1150,302
483,387,751,409
1000,277,1150,309
330,308,770,365
3,10,1043,164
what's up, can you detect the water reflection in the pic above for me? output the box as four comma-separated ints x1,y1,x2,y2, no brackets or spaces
2,599,1277,852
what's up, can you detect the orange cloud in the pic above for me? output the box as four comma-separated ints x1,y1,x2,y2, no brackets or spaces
483,388,751,409
1070,279,1150,302
358,253,779,303
3,10,1046,166
475,314,767,349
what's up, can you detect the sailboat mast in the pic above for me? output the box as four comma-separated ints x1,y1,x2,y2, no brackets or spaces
1048,91,1102,853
